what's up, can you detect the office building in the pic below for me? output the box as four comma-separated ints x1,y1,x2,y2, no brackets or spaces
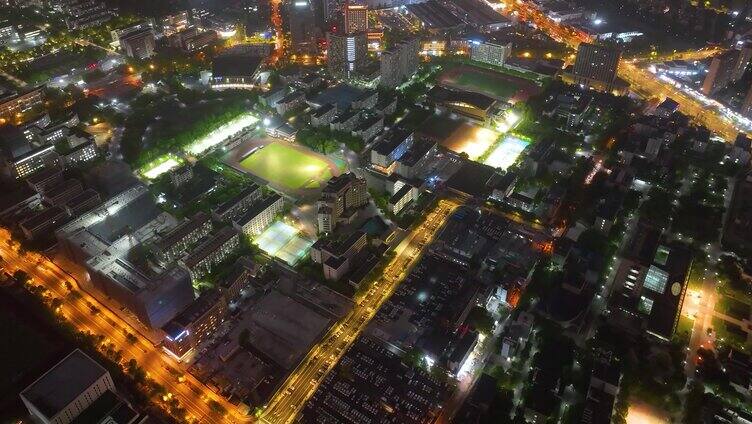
379,38,419,88
232,194,284,237
161,11,190,36
316,172,368,234
702,50,741,95
0,125,60,179
572,42,621,91
211,51,263,89
733,43,752,81
0,86,44,125
327,31,368,78
180,227,241,279
470,41,511,67
289,0,318,54
344,4,368,34
20,349,116,424
742,85,752,119
162,289,228,359
56,185,195,328
58,0,112,29
118,27,156,59
0,20,17,46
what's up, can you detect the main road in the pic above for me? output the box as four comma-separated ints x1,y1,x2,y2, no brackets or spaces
260,199,461,423
0,229,246,424
501,0,748,141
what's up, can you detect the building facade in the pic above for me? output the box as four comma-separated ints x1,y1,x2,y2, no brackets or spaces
572,42,621,91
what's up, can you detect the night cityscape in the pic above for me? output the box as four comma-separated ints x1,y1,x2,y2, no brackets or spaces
1,0,752,423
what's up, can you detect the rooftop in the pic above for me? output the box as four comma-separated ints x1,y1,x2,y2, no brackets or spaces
21,350,109,419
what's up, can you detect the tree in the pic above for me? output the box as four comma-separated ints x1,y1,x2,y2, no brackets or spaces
13,270,30,285
467,306,494,335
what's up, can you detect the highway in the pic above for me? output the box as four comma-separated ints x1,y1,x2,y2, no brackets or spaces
260,199,461,424
501,0,748,141
0,229,247,424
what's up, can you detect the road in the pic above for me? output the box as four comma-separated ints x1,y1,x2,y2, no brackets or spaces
0,229,248,424
502,0,748,141
260,199,461,424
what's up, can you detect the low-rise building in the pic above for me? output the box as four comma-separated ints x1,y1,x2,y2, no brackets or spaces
310,103,337,127
21,349,116,424
154,212,213,263
311,231,368,280
330,109,361,132
388,181,419,214
43,179,83,206
352,115,383,142
370,129,414,173
232,194,284,237
180,227,241,279
20,206,69,240
63,189,101,216
275,90,306,115
169,164,193,187
212,183,262,222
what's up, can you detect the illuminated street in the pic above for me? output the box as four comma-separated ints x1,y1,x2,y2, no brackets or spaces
499,0,749,141
260,199,461,424
0,229,247,424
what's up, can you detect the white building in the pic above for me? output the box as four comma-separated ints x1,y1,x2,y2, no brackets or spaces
21,350,116,424
470,41,511,67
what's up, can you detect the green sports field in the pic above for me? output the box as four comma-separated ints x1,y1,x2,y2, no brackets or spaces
239,142,337,190
438,63,542,103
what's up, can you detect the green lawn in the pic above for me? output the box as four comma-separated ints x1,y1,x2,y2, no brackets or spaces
452,71,520,99
239,142,335,190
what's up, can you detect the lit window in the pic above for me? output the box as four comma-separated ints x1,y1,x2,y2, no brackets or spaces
638,296,654,314
644,265,668,294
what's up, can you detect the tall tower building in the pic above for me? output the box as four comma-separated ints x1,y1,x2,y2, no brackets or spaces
327,31,367,78
343,4,368,34
741,85,752,119
379,38,419,88
288,0,318,54
572,42,621,91
702,50,741,95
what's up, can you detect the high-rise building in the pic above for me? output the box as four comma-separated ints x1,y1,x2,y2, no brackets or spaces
733,42,752,81
470,41,511,67
741,85,752,119
702,50,741,95
316,172,368,234
289,0,319,54
572,42,621,91
344,4,368,34
379,38,420,88
572,42,620,89
327,31,367,78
